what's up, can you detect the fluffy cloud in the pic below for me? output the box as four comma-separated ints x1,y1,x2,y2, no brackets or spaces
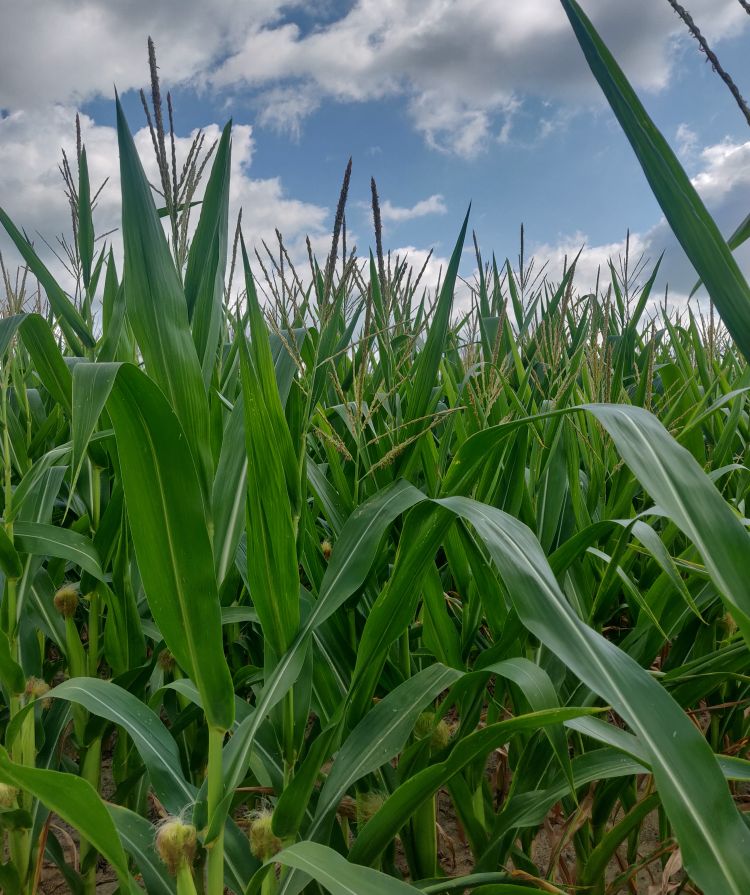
0,1,294,110
675,123,699,160
1,1,746,157
531,138,750,306
389,244,466,306
211,0,747,155
380,194,447,224
0,106,328,289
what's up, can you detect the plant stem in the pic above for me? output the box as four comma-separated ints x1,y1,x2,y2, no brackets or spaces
283,690,295,785
177,861,200,895
87,589,101,677
411,796,437,879
261,868,278,895
3,374,30,888
399,630,410,681
206,727,225,895
80,737,102,895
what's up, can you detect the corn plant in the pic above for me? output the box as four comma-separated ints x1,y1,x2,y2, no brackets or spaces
0,16,750,895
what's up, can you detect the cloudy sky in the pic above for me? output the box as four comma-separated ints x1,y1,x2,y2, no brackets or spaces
1,0,749,303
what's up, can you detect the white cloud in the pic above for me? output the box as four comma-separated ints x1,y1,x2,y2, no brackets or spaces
0,1,295,110
1,0,746,157
380,194,447,224
388,245,476,316
531,138,750,306
676,123,699,160
0,106,328,292
210,0,747,156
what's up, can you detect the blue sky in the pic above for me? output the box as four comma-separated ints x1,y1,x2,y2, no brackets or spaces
1,0,749,303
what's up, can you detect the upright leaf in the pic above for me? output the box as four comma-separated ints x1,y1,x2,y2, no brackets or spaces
77,146,94,289
184,120,232,382
116,97,213,497
107,364,234,731
561,0,750,361
0,210,93,350
240,339,299,659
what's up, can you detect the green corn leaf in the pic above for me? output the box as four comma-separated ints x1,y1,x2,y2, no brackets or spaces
585,404,750,635
13,521,104,580
107,804,175,895
70,361,118,494
441,495,750,895
349,706,597,867
184,121,231,321
48,677,194,814
157,201,201,218
115,96,213,498
15,315,73,415
272,723,338,840
560,0,750,362
184,120,231,381
255,841,420,895
107,363,234,732
0,209,93,351
312,479,425,630
0,526,23,579
482,749,646,859
0,746,135,892
238,249,301,659
0,629,25,695
86,243,107,304
277,664,461,895
313,664,460,835
242,238,301,518
77,146,94,290
567,716,750,785
200,480,426,838
212,395,248,585
98,254,128,362
240,337,300,659
691,210,750,297
398,208,470,474
350,503,451,717
420,878,553,895
0,314,25,361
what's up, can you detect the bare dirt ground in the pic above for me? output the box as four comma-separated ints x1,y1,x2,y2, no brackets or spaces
34,749,703,894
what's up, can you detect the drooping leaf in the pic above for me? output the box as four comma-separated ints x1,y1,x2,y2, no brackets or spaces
48,677,194,814
442,495,750,895
13,521,104,580
256,841,421,895
0,747,135,891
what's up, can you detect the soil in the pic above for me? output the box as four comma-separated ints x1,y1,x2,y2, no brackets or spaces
33,746,697,894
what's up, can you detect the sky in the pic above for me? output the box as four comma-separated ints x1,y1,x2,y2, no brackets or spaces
1,0,749,307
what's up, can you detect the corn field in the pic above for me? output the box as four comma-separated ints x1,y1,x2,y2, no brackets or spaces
1,2,749,893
